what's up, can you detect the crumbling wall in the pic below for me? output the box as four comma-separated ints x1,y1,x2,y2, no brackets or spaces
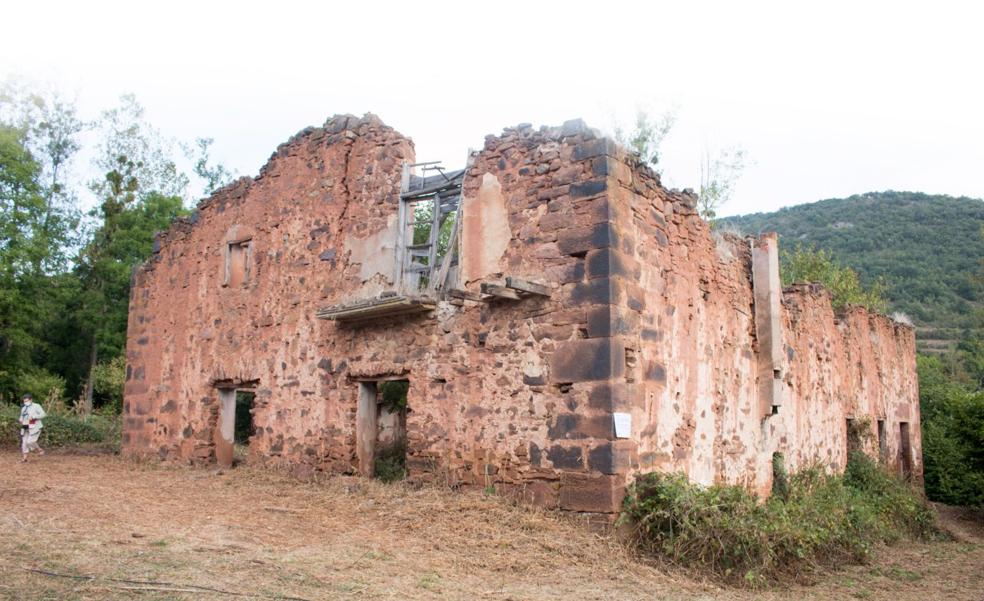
610,150,921,496
777,287,920,479
125,114,920,515
125,114,414,465
125,117,639,514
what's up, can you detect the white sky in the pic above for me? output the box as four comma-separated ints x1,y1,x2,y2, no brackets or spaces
3,0,982,216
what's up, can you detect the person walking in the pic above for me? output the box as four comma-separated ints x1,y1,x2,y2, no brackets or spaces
19,393,46,462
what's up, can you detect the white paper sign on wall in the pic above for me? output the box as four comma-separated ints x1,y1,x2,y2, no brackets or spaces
613,412,632,438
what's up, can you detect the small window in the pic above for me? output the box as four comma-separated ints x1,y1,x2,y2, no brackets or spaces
224,239,252,287
877,419,887,462
771,452,789,500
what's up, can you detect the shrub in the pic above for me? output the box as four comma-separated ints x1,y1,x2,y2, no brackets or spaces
373,438,407,484
918,355,984,507
780,244,888,312
10,368,66,405
91,355,126,413
844,451,937,537
621,453,937,586
0,404,121,450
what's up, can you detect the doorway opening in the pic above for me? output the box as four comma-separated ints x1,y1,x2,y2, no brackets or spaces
876,419,887,463
899,421,913,481
234,391,256,461
215,383,256,469
356,379,409,482
845,417,862,455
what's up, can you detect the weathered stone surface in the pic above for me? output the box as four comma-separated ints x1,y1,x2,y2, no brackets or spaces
752,233,784,415
550,338,624,383
588,440,637,474
569,179,607,199
585,248,637,280
461,173,511,284
547,444,584,469
586,305,639,338
548,413,613,440
556,222,622,256
572,138,617,161
559,472,624,512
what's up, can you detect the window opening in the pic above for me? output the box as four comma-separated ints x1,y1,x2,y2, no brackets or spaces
397,162,464,294
225,239,252,287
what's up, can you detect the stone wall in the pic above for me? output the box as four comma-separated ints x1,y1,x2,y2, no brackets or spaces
125,114,414,466
126,117,640,514
607,147,921,496
124,114,920,517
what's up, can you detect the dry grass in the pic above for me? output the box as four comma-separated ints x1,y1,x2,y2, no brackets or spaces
0,451,981,601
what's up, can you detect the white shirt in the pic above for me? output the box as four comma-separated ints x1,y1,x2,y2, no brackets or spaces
19,402,46,432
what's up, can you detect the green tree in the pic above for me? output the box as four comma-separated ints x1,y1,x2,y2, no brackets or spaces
918,355,984,507
0,125,45,397
612,108,746,220
698,146,747,221
613,109,675,172
780,244,888,312
0,89,83,402
718,192,984,342
75,192,187,412
76,94,190,412
0,85,229,409
184,136,235,196
0,80,84,272
89,94,188,203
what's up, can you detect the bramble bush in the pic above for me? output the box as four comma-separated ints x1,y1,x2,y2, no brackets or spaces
620,452,937,586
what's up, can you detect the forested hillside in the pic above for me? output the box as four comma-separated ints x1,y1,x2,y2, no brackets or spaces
721,192,984,351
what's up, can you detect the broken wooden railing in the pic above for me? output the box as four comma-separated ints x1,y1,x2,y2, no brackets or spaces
315,293,437,323
317,278,549,324
450,277,551,302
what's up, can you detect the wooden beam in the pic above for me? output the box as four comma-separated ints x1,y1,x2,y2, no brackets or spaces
395,161,410,293
315,295,436,322
356,382,377,477
481,283,521,300
426,195,441,285
434,205,460,292
505,277,551,297
447,287,482,302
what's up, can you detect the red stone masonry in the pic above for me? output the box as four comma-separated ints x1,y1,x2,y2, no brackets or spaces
124,114,920,517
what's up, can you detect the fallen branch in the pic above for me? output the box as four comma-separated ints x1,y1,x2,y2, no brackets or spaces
24,568,312,601
114,585,209,594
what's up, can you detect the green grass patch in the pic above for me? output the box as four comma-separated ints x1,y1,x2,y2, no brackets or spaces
620,451,939,586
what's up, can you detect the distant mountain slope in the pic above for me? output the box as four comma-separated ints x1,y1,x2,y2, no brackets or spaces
719,192,984,352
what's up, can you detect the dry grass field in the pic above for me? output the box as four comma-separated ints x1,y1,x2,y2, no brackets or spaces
0,450,981,601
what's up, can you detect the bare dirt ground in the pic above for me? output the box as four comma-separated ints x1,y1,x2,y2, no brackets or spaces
1,451,981,601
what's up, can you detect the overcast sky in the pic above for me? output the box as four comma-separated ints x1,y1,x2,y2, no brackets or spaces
3,0,982,216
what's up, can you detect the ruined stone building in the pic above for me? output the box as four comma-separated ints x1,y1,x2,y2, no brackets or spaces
123,114,921,516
